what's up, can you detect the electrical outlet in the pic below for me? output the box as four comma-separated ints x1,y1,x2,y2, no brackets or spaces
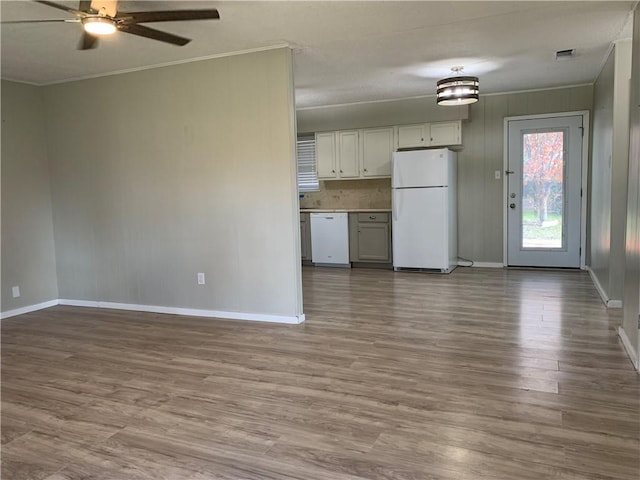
494,170,501,180
197,273,205,285
12,286,20,298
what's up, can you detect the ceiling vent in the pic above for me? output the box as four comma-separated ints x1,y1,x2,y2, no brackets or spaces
556,49,576,61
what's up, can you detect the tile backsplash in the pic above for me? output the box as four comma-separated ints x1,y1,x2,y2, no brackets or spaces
299,178,391,209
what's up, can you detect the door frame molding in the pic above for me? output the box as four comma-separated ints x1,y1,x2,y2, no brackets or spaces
502,111,590,269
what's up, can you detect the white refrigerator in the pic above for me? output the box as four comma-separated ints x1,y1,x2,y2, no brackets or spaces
392,148,457,273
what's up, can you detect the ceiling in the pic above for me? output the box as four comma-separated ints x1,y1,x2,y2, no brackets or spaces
0,1,635,108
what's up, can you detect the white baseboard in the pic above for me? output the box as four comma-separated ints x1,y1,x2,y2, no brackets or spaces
0,299,60,320
587,267,623,308
618,326,639,371
59,299,99,308
58,299,305,324
473,262,504,268
458,261,504,268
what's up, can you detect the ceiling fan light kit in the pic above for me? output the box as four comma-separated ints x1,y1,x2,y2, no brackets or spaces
82,17,116,35
436,67,479,106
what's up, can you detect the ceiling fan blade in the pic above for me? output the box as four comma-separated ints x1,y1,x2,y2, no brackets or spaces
78,32,99,50
1,19,80,24
117,24,191,46
35,1,86,17
115,9,219,24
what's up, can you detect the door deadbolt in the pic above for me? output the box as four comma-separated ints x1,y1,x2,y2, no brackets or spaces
509,203,516,209
510,193,516,198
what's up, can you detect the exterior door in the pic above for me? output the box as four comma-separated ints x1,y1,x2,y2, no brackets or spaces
506,115,583,267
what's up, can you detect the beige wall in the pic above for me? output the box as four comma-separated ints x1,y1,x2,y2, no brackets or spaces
610,41,632,301
1,81,59,313
590,48,616,299
42,48,302,320
623,5,640,367
297,85,593,263
590,41,632,305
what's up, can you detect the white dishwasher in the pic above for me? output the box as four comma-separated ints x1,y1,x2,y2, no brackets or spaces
310,212,350,267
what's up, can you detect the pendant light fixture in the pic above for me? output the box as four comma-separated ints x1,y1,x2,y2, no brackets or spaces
436,66,479,106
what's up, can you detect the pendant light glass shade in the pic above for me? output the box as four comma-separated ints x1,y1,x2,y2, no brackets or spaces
436,75,479,106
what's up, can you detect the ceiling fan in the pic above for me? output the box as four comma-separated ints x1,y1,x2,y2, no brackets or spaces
2,0,220,50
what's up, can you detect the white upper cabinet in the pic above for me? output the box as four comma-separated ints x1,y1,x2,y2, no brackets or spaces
316,121,461,180
336,130,360,178
315,132,337,178
362,127,394,177
397,124,428,148
317,130,359,179
429,121,461,147
396,121,462,149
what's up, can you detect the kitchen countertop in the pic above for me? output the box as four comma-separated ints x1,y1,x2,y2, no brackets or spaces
300,208,391,213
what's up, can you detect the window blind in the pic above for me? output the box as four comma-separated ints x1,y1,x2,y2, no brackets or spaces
297,135,319,192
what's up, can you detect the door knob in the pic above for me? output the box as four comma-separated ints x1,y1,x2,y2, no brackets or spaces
510,203,516,209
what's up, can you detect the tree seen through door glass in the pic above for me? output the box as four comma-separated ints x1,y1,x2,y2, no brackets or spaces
521,131,564,249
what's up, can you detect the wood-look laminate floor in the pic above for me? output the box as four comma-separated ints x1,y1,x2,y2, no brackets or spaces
2,267,639,480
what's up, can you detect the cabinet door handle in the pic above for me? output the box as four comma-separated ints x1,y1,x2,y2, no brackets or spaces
332,169,335,173
364,168,367,172
369,215,376,219
340,170,343,173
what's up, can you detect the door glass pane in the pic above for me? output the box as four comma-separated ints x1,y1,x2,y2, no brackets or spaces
521,131,564,249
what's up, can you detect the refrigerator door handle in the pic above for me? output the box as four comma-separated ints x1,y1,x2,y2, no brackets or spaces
393,191,401,221
392,156,401,188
